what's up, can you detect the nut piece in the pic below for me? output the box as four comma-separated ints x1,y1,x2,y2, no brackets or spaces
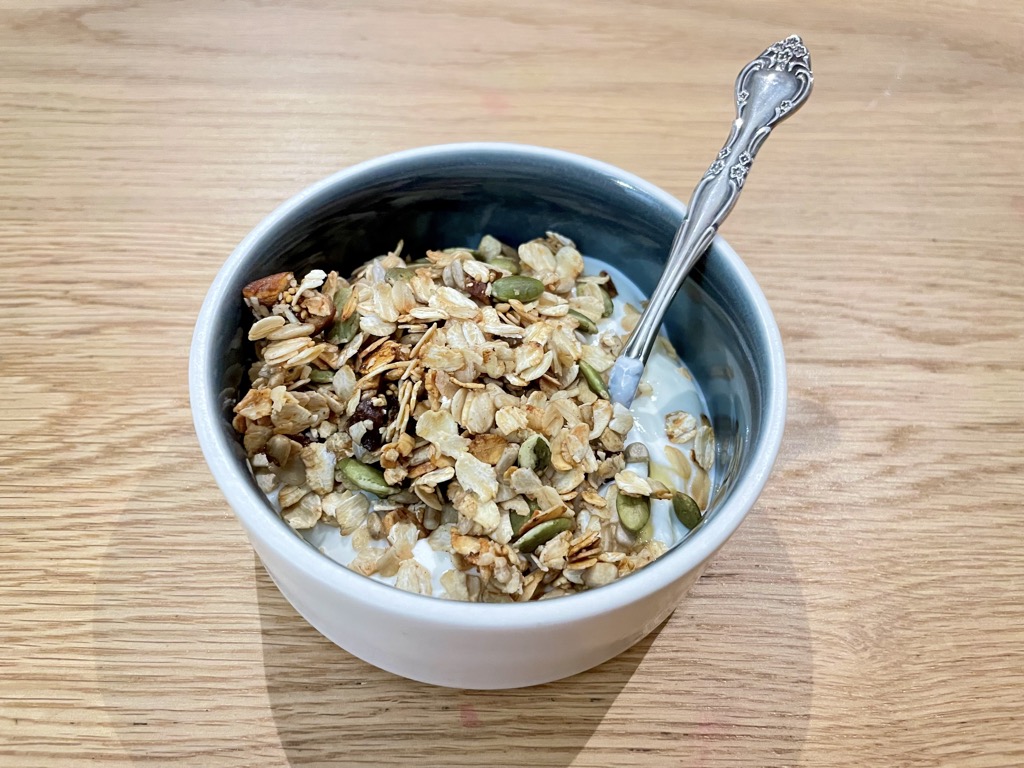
336,457,398,497
491,275,545,303
243,271,293,306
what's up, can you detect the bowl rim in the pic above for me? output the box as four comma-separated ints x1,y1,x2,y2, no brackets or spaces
189,141,786,629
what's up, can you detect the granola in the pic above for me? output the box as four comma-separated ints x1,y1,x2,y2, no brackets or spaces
232,232,714,601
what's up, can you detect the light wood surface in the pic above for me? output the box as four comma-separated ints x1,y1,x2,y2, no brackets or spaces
2,2,1022,766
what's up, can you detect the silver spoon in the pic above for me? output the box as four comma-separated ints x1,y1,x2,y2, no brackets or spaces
607,35,814,405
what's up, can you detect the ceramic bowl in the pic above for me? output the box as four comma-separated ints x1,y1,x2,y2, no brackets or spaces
189,143,786,689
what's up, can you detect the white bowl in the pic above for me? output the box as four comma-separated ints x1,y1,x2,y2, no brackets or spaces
189,143,786,689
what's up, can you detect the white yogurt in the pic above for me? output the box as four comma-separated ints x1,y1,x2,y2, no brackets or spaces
297,256,713,592
586,258,712,551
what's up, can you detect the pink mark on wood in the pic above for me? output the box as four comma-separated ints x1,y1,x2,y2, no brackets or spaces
459,703,481,728
480,90,509,116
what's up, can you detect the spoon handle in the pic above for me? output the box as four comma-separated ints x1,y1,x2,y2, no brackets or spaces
609,36,813,405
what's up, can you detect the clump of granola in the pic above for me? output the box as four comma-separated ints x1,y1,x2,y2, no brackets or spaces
232,232,705,601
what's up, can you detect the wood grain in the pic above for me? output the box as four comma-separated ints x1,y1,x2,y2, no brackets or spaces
1,1,1022,765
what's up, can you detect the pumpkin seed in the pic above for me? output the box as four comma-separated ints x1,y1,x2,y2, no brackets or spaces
488,257,520,275
672,490,702,530
513,517,573,552
491,275,544,303
309,369,334,384
336,458,397,497
624,442,649,464
408,258,433,266
616,492,650,534
568,309,598,334
385,266,417,282
599,287,614,317
518,434,551,472
509,512,529,536
579,360,610,400
327,286,359,344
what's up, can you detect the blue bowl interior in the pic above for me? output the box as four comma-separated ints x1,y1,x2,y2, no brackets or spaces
210,148,768,532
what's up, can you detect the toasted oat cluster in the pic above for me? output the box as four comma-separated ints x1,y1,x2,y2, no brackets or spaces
232,232,699,602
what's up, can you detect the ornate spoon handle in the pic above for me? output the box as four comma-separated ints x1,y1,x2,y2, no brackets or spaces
608,35,813,405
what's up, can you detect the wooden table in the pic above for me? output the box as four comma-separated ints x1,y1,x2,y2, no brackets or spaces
2,2,1021,765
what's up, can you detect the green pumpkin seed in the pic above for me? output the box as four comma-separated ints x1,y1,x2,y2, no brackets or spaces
616,492,650,534
599,287,614,318
327,286,360,344
568,309,598,334
309,369,334,384
509,512,529,536
579,360,610,400
624,442,650,464
491,275,545,303
408,258,434,266
672,491,702,530
385,266,418,282
488,257,520,275
512,517,573,552
518,434,551,472
336,458,397,497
